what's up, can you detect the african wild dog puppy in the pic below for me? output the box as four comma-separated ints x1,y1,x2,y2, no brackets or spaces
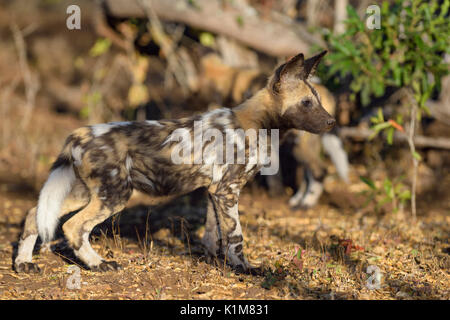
14,51,335,274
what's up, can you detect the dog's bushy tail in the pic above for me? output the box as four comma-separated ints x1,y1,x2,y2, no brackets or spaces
321,133,349,183
36,144,76,243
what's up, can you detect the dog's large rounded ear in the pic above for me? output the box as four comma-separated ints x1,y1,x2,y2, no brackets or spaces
270,53,305,93
300,50,327,79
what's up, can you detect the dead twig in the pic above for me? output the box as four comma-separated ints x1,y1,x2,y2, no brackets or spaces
10,23,39,128
405,88,419,220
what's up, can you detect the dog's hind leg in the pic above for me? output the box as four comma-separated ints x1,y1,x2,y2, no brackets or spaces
14,180,90,273
62,184,129,272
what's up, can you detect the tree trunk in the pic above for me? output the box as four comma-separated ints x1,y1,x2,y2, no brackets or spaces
102,0,324,57
334,0,348,34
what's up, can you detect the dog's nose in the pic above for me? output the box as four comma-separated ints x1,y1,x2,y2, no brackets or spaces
327,118,336,127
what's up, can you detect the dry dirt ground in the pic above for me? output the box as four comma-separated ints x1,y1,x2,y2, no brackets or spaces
0,185,449,300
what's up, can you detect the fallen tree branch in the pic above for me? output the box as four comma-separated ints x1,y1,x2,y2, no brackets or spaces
102,0,323,57
339,126,450,150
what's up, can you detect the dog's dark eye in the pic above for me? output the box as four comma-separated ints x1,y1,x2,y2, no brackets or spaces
302,99,313,108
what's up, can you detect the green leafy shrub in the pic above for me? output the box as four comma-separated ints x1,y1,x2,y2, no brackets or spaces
323,0,449,109
360,175,411,213
320,0,449,217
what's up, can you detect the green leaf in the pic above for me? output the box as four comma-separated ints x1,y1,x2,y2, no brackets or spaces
387,127,394,145
199,32,215,47
383,179,393,197
377,108,384,122
398,190,411,201
89,38,111,57
379,196,392,207
372,79,385,96
79,106,90,119
360,176,376,190
412,151,422,161
361,83,371,106
371,122,391,133
370,116,379,124
236,15,244,27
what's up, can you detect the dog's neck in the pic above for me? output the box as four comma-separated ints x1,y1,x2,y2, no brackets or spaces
232,88,287,134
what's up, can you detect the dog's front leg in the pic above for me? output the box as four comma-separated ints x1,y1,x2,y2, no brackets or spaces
204,187,258,274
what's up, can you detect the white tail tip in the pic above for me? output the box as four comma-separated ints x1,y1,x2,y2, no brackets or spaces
36,165,75,242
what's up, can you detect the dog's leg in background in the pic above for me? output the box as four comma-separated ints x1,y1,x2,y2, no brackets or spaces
288,169,308,208
15,180,90,273
321,133,349,183
291,167,324,209
289,132,349,209
289,132,326,209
